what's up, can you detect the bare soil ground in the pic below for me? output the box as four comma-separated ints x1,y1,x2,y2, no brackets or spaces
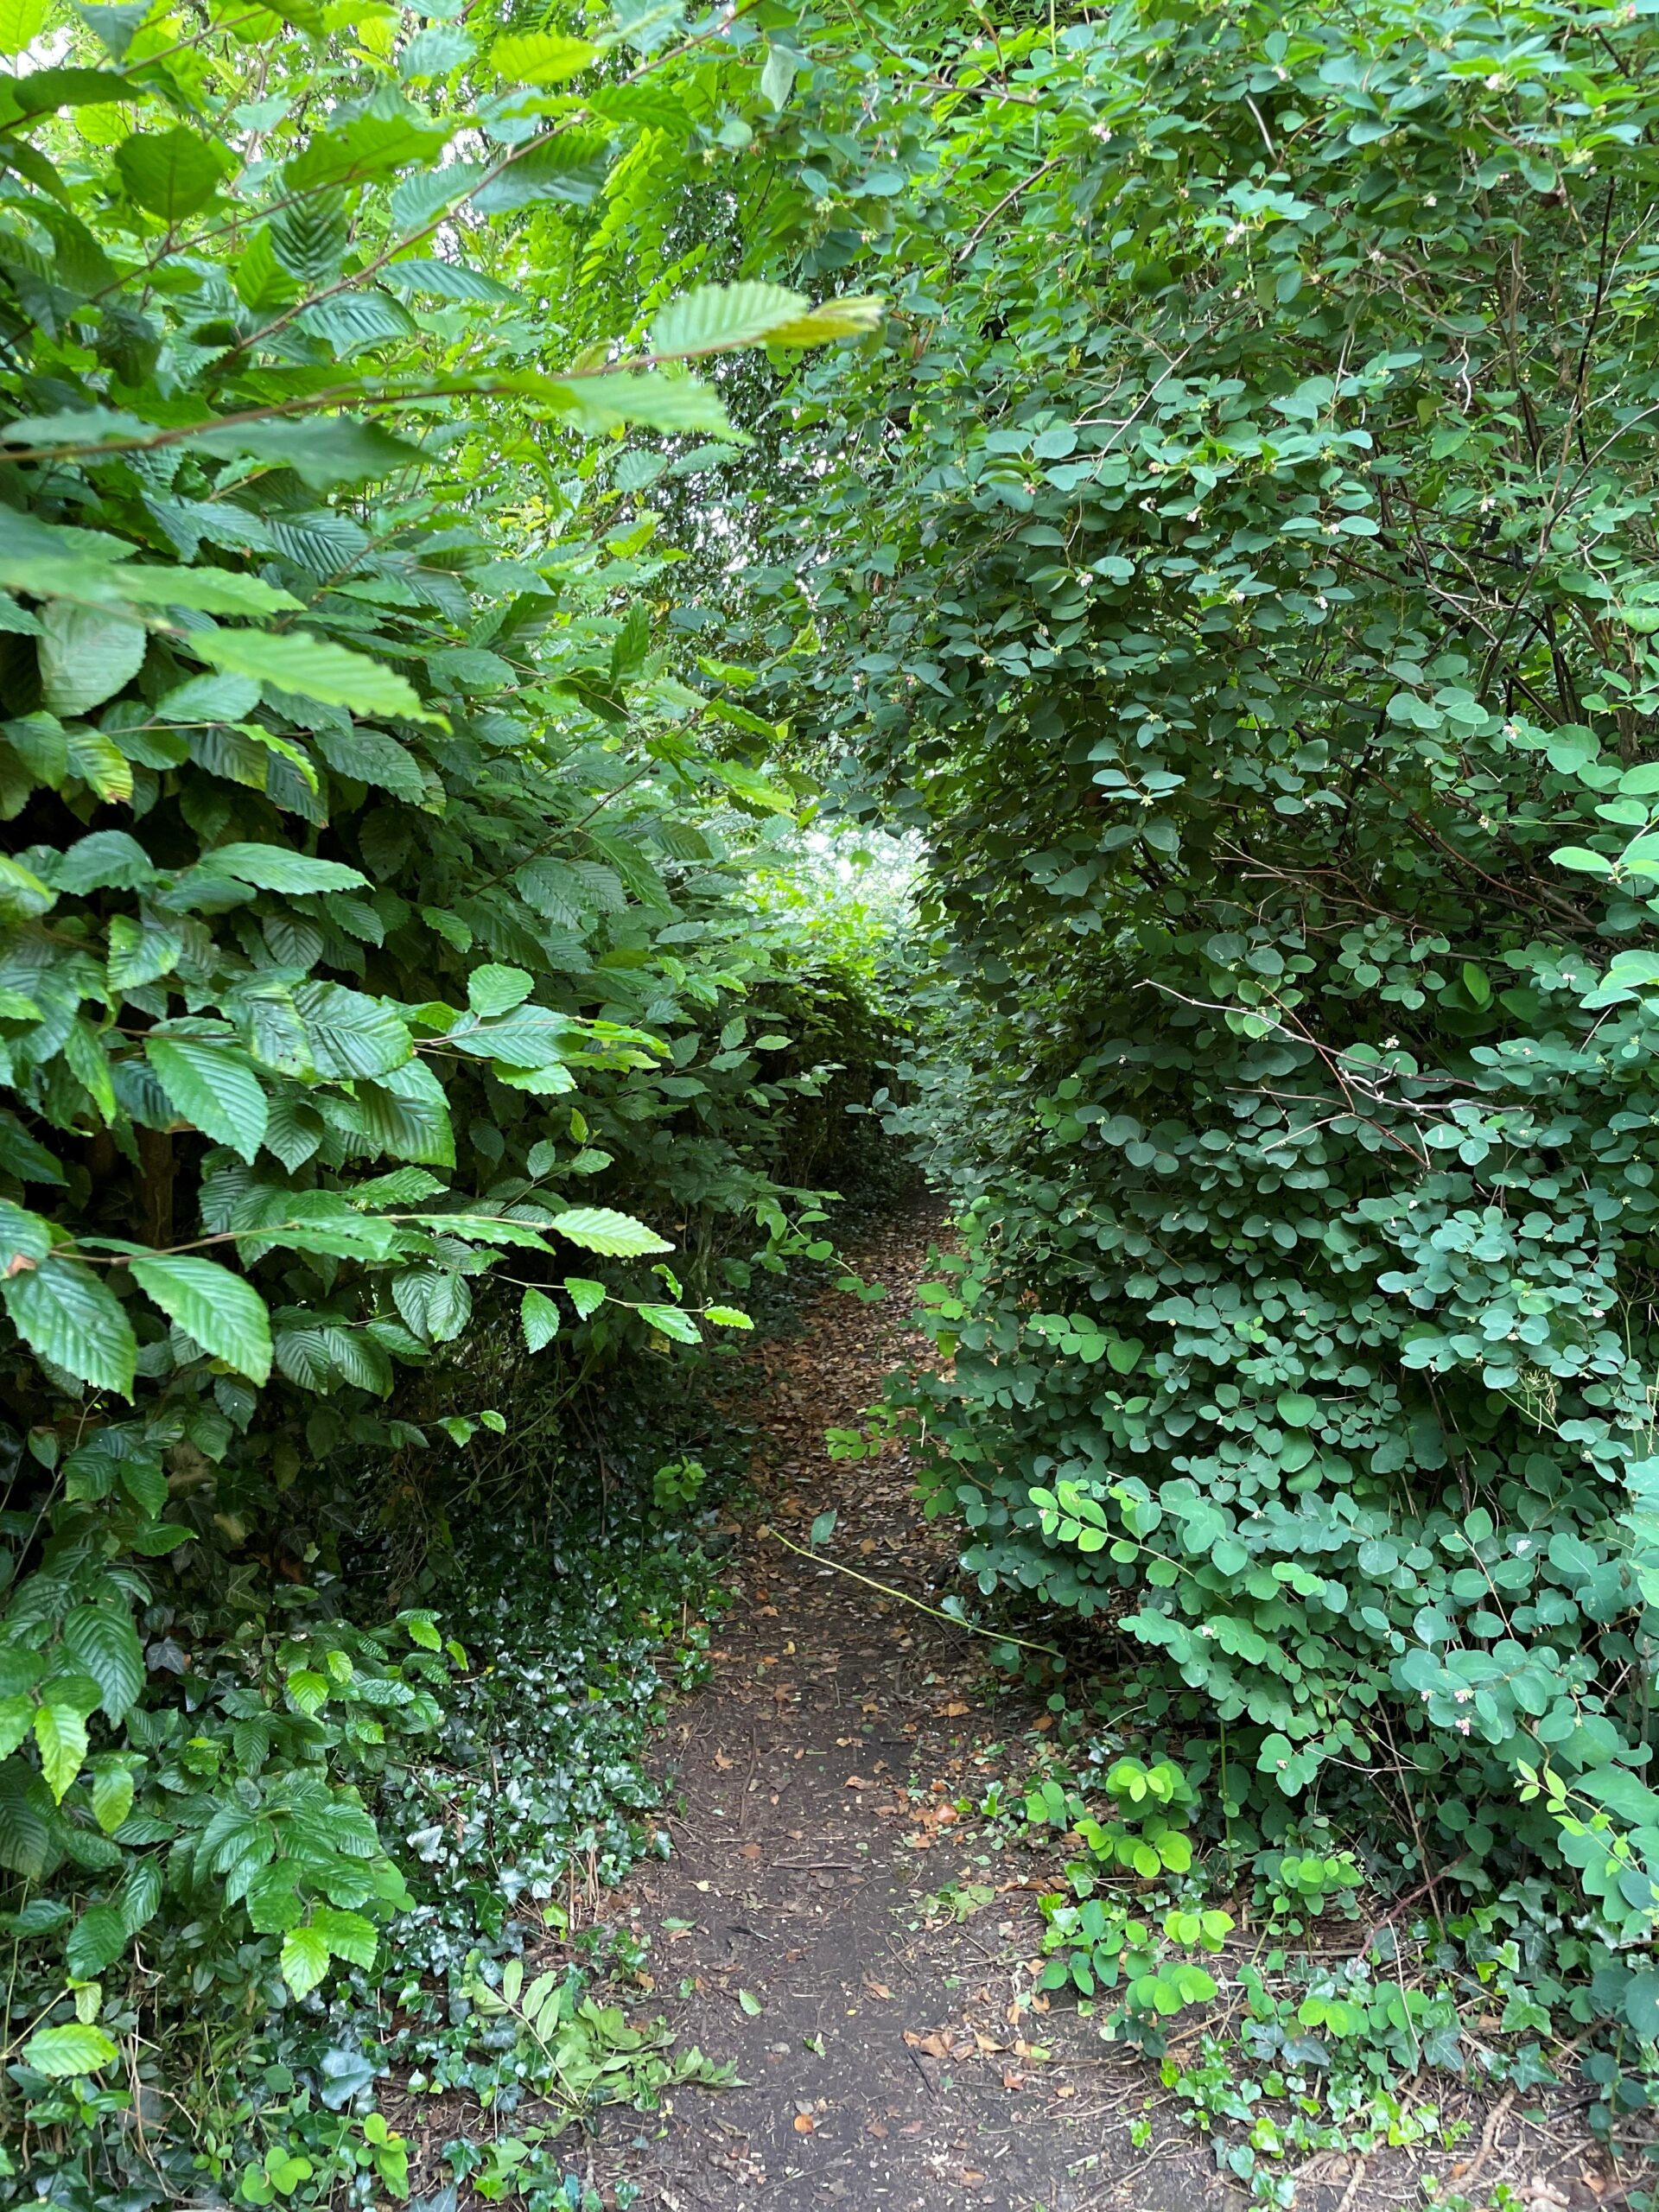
462,1208,1619,2212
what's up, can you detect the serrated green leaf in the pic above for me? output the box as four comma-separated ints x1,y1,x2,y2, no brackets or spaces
145,1037,268,1162
21,2021,118,2075
193,626,444,724
128,1254,271,1384
195,842,368,893
37,601,146,715
61,1605,143,1723
550,372,734,438
563,1275,606,1319
553,1207,672,1257
3,1252,137,1395
280,1923,333,1998
34,1702,88,1801
521,1286,560,1351
651,282,808,359
490,30,597,82
114,127,231,219
312,1904,377,1967
65,1899,128,1977
639,1301,699,1343
90,1757,135,1834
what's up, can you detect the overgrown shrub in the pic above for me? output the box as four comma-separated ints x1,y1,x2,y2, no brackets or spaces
0,0,887,2188
745,0,1659,2085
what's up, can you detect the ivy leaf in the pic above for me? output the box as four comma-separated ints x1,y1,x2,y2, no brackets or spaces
552,1207,672,1257
128,1254,272,1385
145,1037,268,1163
3,1253,137,1395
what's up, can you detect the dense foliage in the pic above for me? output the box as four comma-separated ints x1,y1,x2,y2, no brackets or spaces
0,0,896,2194
734,0,1659,2110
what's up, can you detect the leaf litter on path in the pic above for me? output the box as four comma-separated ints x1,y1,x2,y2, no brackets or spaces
586,1208,1235,2212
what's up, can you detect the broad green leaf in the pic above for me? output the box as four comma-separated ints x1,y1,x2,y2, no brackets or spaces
311,1904,377,1967
549,372,734,438
21,2022,118,2075
3,1253,137,1394
0,0,48,54
128,1254,272,1384
193,626,444,724
0,1694,30,1758
146,1037,268,1162
639,1302,699,1343
65,1900,128,1977
552,1206,672,1257
474,131,613,213
114,128,232,219
34,1702,89,1801
762,296,885,346
563,1276,605,1319
295,982,412,1078
90,1757,135,1834
0,554,302,618
194,843,369,894
467,964,534,1017
651,282,808,359
280,1923,333,1999
521,1287,560,1351
37,601,146,715
490,31,597,82
381,256,521,304
61,1605,144,1723
703,1305,753,1329
187,417,430,492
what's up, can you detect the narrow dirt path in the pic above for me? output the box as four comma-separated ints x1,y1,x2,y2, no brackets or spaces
591,1208,1229,2212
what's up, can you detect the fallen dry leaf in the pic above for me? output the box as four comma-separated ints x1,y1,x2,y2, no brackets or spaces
865,1980,893,1999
